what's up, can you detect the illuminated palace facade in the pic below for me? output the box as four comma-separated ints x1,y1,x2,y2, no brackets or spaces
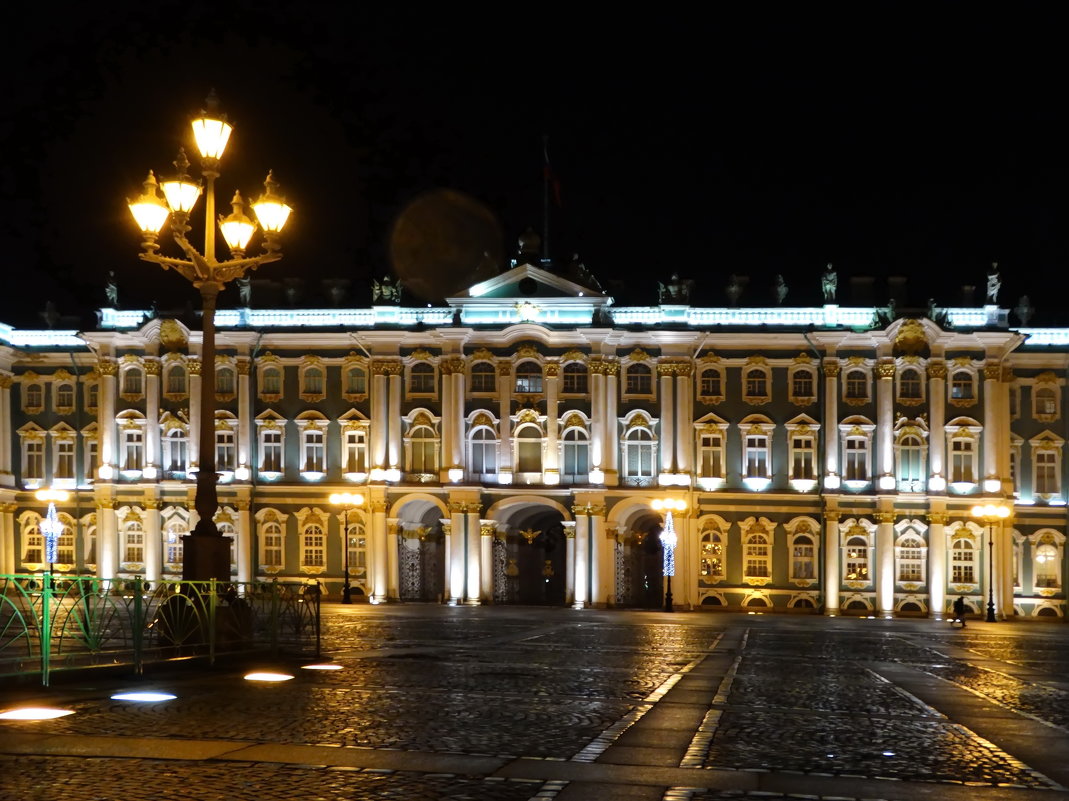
0,257,1066,618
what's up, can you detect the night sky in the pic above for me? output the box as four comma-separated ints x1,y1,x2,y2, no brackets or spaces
2,6,1066,330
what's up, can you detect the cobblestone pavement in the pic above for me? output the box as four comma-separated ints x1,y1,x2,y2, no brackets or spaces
1,606,1068,801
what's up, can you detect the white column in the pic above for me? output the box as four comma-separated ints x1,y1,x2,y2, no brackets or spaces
674,511,692,608
479,520,494,602
998,519,1014,619
452,366,466,471
145,361,161,475
572,511,588,608
97,503,118,578
439,361,454,482
544,363,560,482
144,499,161,583
188,360,201,469
823,362,840,482
387,520,400,601
605,365,619,486
0,503,16,574
659,363,674,475
591,506,608,606
0,376,13,483
675,367,692,477
590,362,605,479
927,512,947,617
99,361,119,476
824,513,840,614
876,361,895,483
497,362,512,478
440,518,453,600
876,511,895,614
563,521,576,606
387,368,402,473
928,362,947,488
982,364,1000,486
465,508,481,604
370,362,388,471
237,359,252,477
448,504,464,604
236,499,252,585
371,497,388,603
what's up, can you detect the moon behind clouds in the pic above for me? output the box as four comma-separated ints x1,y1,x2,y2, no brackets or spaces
389,189,504,302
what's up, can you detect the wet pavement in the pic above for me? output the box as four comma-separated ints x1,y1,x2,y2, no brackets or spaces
1,605,1068,801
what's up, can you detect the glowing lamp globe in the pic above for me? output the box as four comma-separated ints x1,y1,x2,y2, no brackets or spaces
219,191,257,251
252,171,293,234
191,114,232,161
127,171,170,235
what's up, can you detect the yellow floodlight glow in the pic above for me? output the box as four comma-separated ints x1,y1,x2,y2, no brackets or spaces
300,663,343,671
244,672,294,682
218,191,257,251
127,171,170,235
35,489,70,502
0,707,74,721
251,171,292,234
191,115,233,161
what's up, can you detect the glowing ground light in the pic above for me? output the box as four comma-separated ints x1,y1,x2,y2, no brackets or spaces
244,672,294,682
301,664,343,671
883,751,896,757
0,707,74,721
111,692,177,702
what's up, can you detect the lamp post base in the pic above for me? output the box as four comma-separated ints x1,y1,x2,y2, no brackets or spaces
341,581,352,604
664,576,674,613
986,599,997,623
181,534,231,583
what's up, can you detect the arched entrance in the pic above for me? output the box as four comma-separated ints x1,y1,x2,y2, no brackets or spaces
394,498,446,602
615,510,665,608
491,503,568,605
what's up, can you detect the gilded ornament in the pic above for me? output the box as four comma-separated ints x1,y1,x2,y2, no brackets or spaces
877,362,896,379
515,344,540,359
927,512,948,525
144,360,161,375
237,359,251,375
544,362,559,378
927,363,947,379
823,362,841,377
519,528,541,544
875,512,896,524
629,348,651,362
469,347,494,361
409,348,434,361
97,361,119,376
793,353,813,363
892,318,928,356
561,349,586,362
0,374,12,388
497,362,513,376
188,360,202,376
158,318,188,352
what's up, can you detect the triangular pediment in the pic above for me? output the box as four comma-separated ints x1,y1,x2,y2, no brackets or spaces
449,263,609,303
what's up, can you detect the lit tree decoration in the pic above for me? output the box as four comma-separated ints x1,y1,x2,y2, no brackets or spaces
36,489,69,568
660,509,677,577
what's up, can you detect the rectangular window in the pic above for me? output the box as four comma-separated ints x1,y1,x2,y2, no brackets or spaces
343,430,367,474
263,528,283,566
745,435,768,477
791,436,815,479
25,440,44,479
123,430,144,470
55,440,75,479
951,546,975,584
471,366,497,393
86,439,98,480
216,429,236,472
56,384,74,409
345,368,366,395
124,528,144,562
897,548,924,582
302,531,325,567
262,429,283,473
700,372,722,397
844,439,868,481
1036,451,1059,495
304,430,325,473
792,371,813,398
698,432,724,478
791,540,815,579
951,439,975,483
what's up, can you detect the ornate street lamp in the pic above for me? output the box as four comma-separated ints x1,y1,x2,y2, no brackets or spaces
970,503,1012,622
652,497,687,612
127,91,292,582
329,492,365,603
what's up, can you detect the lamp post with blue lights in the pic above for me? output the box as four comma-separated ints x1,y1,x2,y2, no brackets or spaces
127,91,292,582
653,497,686,612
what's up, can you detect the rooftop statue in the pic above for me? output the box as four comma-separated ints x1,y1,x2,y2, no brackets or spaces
658,272,694,304
774,274,788,305
986,262,1001,304
821,263,837,302
105,271,119,308
372,274,402,304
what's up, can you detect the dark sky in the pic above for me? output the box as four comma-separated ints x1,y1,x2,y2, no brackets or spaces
2,5,1066,330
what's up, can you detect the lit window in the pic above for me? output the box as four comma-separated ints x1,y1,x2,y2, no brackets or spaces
262,521,283,568
623,426,656,479
951,537,976,584
950,371,973,400
700,529,725,579
55,440,75,479
163,428,188,475
261,428,283,473
123,521,144,563
515,361,543,394
844,437,868,482
791,435,816,480
896,433,925,489
122,428,144,471
744,434,769,478
302,525,325,567
407,424,438,474
1035,450,1059,495
697,431,725,479
950,438,976,484
515,424,543,473
744,532,771,579
216,428,236,472
343,428,368,474
896,532,926,582
844,535,870,581
1035,386,1058,419
790,533,815,580
302,428,325,473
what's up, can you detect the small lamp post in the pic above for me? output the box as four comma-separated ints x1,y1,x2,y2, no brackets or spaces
970,503,1011,622
127,91,292,582
329,492,364,604
652,497,687,612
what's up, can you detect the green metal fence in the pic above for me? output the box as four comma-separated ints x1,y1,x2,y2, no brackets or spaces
0,575,322,686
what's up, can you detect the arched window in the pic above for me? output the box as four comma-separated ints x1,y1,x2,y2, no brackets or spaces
25,383,44,410
700,528,725,579
470,426,498,476
408,424,438,473
470,362,496,393
744,532,771,579
409,363,435,394
121,367,143,397
744,368,767,400
23,523,43,564
262,366,282,395
625,363,653,395
166,365,187,395
515,424,543,473
344,366,366,395
845,369,867,400
623,427,655,478
515,361,543,394
1035,543,1059,587
562,362,588,394
346,520,368,577
301,524,325,567
950,536,977,584
790,533,815,579
700,368,723,398
216,366,236,396
898,368,922,401
87,383,99,411
261,520,284,568
55,383,75,410
791,369,815,401
123,520,144,563
165,518,187,565
1034,386,1058,418
561,426,589,481
950,370,974,400
218,519,236,567
163,427,188,474
843,535,870,581
303,366,325,396
895,532,926,583
897,433,925,487
56,523,74,565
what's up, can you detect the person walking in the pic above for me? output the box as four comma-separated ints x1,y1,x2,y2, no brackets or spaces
953,595,967,628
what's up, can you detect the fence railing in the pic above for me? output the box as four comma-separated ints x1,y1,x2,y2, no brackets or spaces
0,575,322,686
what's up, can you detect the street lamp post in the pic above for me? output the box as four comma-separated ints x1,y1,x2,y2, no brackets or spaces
330,493,364,604
36,489,70,576
128,91,292,582
652,497,687,613
970,503,1011,623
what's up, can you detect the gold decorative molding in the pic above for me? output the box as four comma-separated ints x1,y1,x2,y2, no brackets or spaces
824,510,841,522
519,528,541,544
409,348,434,361
544,362,559,378
561,349,586,362
893,318,928,355
876,363,896,379
237,359,251,375
875,512,896,524
793,353,813,364
628,348,651,362
480,523,496,538
515,344,541,359
927,363,947,379
144,361,161,376
823,362,840,377
97,361,118,376
0,375,12,389
498,362,513,376
927,512,948,525
188,360,202,376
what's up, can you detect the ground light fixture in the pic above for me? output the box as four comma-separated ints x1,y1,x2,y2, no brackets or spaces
244,671,294,682
110,692,177,702
300,663,343,671
0,707,74,720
